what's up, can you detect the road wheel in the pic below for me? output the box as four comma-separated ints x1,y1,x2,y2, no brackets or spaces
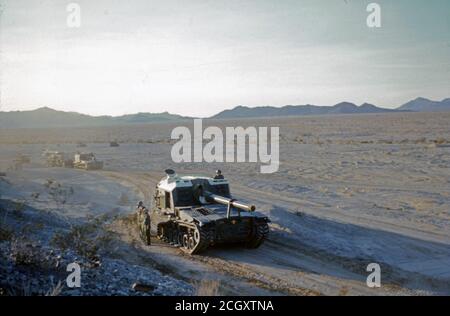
182,234,189,249
246,222,269,249
188,237,195,250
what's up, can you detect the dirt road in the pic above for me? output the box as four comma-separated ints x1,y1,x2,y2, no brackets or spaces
100,170,448,296
1,164,448,295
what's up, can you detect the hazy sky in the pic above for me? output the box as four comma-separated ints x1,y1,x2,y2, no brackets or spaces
0,0,449,117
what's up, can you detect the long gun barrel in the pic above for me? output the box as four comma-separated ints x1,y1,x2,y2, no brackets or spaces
204,191,256,218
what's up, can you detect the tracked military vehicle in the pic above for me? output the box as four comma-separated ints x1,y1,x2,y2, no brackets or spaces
73,153,103,170
45,151,73,168
136,169,270,254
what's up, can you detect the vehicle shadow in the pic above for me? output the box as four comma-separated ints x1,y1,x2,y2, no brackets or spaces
204,206,450,295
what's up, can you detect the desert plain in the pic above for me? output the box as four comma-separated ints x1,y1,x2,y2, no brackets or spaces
0,112,449,295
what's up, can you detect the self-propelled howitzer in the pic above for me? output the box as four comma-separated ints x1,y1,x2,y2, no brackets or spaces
136,169,270,254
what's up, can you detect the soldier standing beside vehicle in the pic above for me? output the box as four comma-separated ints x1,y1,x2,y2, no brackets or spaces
137,201,151,245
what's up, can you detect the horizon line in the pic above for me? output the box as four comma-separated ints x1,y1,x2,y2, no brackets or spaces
0,96,448,118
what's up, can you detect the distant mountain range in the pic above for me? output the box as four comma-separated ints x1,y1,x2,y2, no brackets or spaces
397,97,450,112
0,107,190,129
212,98,450,119
212,102,398,119
0,97,449,128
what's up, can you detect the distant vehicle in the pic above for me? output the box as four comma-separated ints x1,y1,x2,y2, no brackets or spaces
45,151,73,168
136,169,270,254
76,142,87,148
73,153,103,170
110,141,120,147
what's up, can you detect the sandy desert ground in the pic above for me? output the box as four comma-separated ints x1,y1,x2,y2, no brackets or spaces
1,112,449,295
